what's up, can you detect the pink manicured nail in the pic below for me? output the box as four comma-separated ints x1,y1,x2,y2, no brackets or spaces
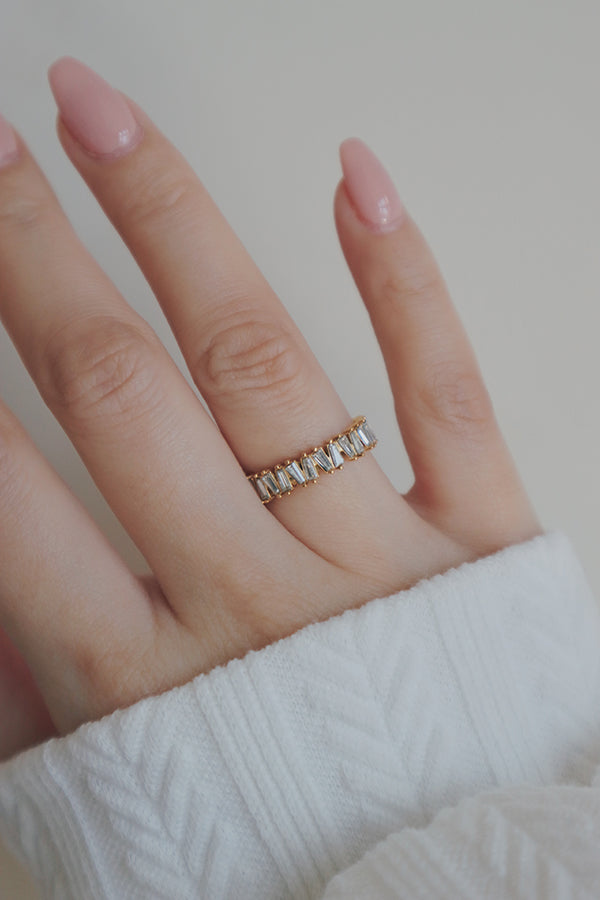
47,57,142,158
0,112,19,168
339,138,404,233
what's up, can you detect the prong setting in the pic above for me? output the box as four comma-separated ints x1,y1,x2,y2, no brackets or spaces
247,416,377,504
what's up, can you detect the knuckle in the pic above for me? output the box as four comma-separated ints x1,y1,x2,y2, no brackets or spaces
121,164,199,231
0,191,52,233
416,363,495,438
40,317,161,424
380,265,443,310
197,309,305,407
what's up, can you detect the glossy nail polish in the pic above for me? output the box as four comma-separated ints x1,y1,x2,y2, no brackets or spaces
48,56,142,158
339,137,404,233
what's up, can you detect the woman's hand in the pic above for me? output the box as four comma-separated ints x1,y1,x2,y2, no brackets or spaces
0,57,542,761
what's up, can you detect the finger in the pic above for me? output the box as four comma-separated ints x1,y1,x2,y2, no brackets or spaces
0,391,156,735
0,625,57,760
0,110,300,621
47,57,411,577
335,138,541,548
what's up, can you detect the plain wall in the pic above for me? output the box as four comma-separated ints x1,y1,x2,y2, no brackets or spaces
1,0,599,894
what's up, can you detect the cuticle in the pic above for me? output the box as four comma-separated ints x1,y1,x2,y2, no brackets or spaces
363,214,405,236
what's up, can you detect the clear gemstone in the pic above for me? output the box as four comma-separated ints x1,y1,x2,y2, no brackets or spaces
312,447,334,472
275,467,293,491
337,434,356,458
254,477,270,502
358,421,377,446
356,422,374,447
285,460,306,485
327,441,344,467
262,471,280,496
301,454,318,480
349,429,365,454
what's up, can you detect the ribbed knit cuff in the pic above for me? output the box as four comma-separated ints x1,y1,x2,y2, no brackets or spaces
0,530,598,900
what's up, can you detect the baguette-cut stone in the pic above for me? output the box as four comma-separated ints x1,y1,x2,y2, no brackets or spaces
337,434,356,458
349,429,365,454
301,454,318,480
253,477,270,502
357,421,377,447
312,447,334,472
262,471,280,496
327,441,344,468
250,417,377,504
275,467,293,492
285,460,306,485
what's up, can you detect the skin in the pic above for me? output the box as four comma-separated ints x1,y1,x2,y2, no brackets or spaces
0,86,542,763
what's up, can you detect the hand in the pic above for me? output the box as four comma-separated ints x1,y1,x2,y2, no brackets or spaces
0,57,542,761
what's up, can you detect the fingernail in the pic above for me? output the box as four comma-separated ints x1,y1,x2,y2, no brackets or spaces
0,112,19,168
47,57,142,158
339,137,404,233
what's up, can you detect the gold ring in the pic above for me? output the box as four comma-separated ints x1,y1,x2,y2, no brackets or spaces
246,415,377,504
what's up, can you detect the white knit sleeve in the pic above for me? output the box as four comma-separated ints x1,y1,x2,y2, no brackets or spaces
0,530,599,900
321,776,600,898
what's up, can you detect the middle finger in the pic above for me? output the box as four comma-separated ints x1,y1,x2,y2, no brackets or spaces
48,57,410,573
0,121,302,620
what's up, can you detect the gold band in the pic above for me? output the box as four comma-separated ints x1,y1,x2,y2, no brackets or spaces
246,415,377,504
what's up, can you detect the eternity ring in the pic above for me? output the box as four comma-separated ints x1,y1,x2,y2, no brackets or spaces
246,415,377,504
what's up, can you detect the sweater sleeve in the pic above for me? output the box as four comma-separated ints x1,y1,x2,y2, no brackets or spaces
321,778,600,898
0,530,599,899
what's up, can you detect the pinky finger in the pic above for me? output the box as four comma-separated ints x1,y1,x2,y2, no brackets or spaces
334,138,541,551
0,399,154,736
0,626,57,760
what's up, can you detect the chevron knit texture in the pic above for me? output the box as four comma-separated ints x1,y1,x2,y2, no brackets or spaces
1,530,600,899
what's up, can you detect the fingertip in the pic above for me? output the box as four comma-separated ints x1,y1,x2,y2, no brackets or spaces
46,57,142,159
338,136,363,163
47,56,81,91
338,136,405,234
338,135,375,169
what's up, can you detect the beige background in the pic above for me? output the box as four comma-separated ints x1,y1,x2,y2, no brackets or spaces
1,0,599,895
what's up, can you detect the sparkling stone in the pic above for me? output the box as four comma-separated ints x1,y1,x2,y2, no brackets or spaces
262,471,280,496
254,477,270,502
349,429,365,454
301,454,318,480
357,421,377,447
327,441,344,468
337,434,356,458
275,467,293,491
285,460,306,485
312,446,334,472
